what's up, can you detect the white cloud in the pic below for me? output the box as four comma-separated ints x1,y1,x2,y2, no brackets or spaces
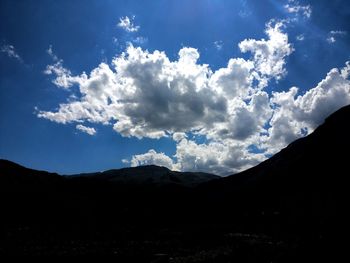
38,20,350,175
76,124,96,135
44,46,85,89
173,138,265,175
327,30,347,43
327,37,336,44
44,61,81,89
111,45,228,138
284,0,312,19
117,16,140,32
130,149,175,170
265,62,350,153
209,58,254,99
239,20,294,83
172,132,187,142
128,62,350,174
121,158,129,164
0,44,23,62
39,62,115,122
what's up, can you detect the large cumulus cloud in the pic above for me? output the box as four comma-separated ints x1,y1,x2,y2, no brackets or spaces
37,21,350,175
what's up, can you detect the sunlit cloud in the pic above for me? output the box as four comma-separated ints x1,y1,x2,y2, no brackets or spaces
37,19,350,175
76,124,96,135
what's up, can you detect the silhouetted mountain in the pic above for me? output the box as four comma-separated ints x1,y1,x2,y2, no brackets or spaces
0,105,349,260
0,160,218,188
71,165,219,187
0,159,63,192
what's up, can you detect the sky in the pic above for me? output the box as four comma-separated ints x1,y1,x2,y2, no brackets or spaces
1,0,350,175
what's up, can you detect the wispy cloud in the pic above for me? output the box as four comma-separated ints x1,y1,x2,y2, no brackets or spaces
117,15,140,32
132,36,148,45
0,44,23,62
284,0,312,19
238,0,252,18
47,45,59,61
44,45,83,89
214,40,223,51
327,30,347,43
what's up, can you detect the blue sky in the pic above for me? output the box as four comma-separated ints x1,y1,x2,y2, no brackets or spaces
1,0,350,175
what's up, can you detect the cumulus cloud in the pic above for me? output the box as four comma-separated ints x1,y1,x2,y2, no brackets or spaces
284,0,312,19
121,61,350,174
172,132,187,142
0,44,23,62
76,124,96,135
174,138,265,175
238,21,294,83
264,62,350,153
130,149,175,170
117,16,140,32
37,20,350,175
209,58,254,99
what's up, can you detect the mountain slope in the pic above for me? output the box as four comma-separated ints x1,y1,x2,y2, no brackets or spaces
195,104,350,241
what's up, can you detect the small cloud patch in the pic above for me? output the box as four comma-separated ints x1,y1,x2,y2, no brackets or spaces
76,124,96,135
117,16,140,32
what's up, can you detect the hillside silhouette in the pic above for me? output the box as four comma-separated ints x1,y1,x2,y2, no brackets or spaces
0,105,349,260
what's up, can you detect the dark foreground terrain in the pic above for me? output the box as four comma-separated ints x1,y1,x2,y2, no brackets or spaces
1,105,349,261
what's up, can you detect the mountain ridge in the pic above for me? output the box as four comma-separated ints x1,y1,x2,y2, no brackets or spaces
0,159,219,187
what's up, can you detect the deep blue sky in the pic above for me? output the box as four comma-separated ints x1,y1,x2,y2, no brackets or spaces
1,0,349,174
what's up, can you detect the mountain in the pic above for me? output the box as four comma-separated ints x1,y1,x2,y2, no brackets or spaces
0,160,218,188
0,105,349,259
0,159,63,192
70,165,219,187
